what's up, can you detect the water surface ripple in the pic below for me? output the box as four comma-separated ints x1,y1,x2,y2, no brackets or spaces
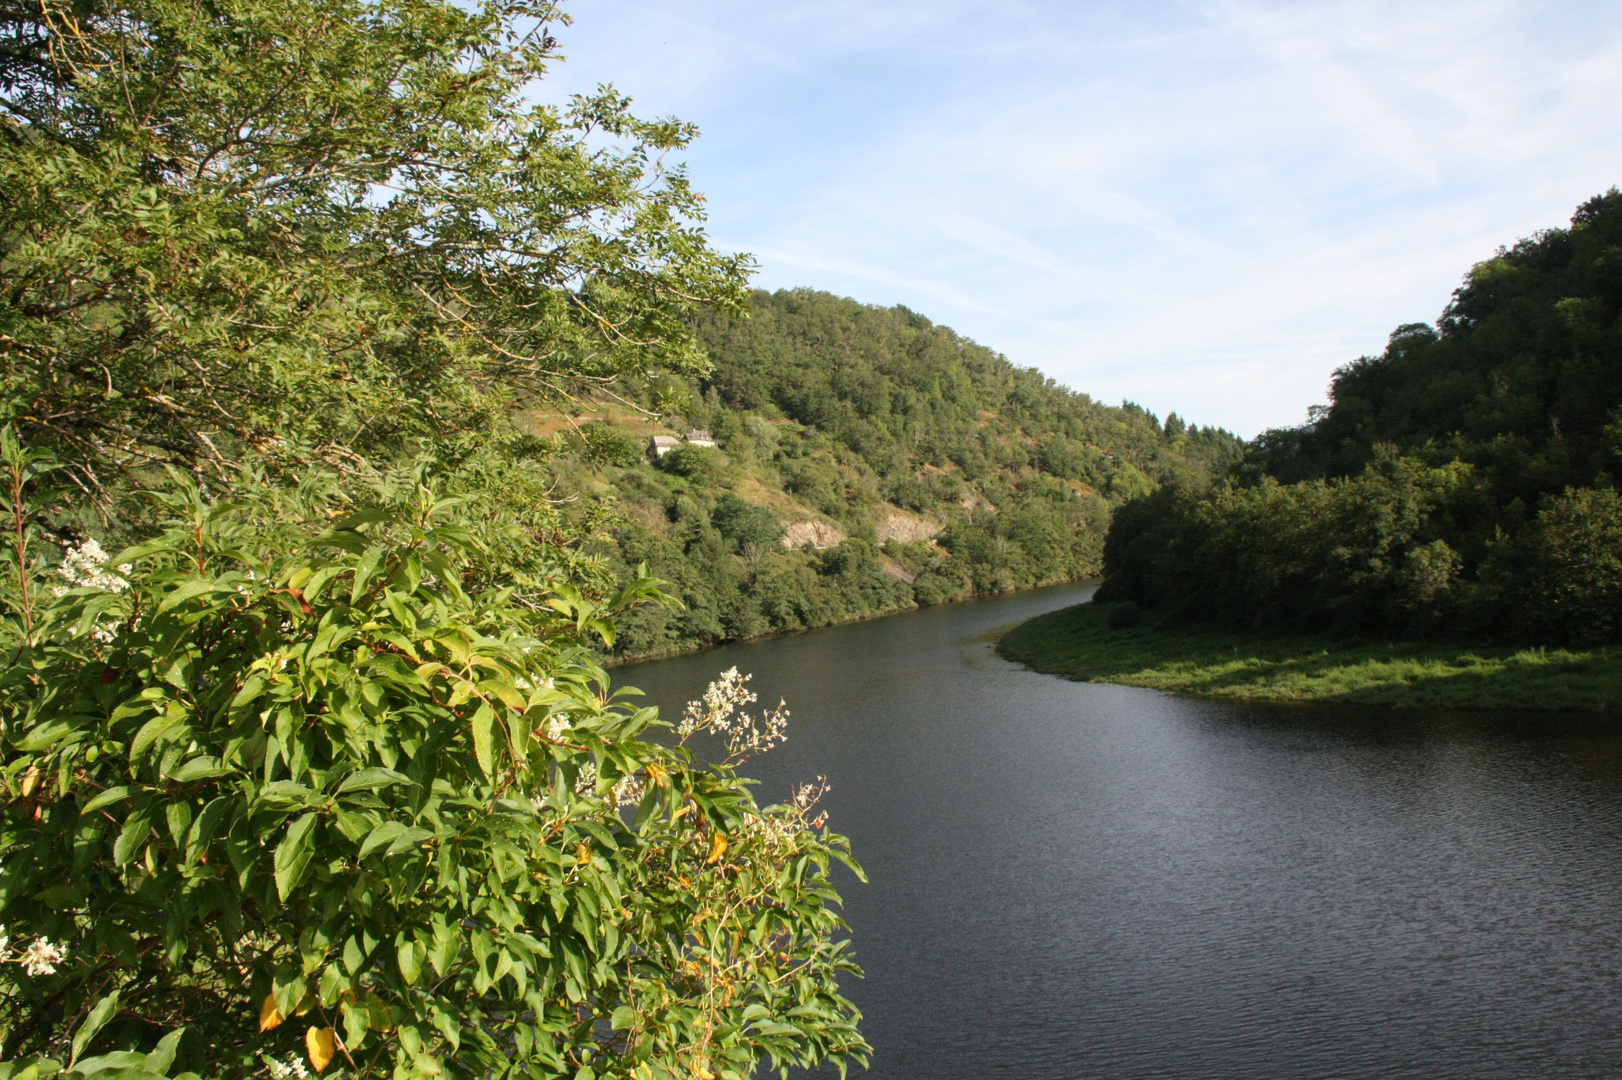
622,584,1622,1079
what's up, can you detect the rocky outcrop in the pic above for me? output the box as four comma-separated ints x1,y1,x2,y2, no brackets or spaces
874,504,941,544
780,520,846,550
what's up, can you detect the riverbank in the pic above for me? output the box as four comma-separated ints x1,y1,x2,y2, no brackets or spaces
997,601,1622,711
608,576,1086,666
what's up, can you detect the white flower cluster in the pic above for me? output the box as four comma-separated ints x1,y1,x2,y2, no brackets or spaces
55,539,131,595
0,928,68,976
263,1054,310,1080
678,668,788,759
737,777,831,855
792,776,831,818
611,773,644,808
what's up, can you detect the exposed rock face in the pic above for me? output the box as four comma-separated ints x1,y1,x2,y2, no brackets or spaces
780,520,845,549
874,504,941,544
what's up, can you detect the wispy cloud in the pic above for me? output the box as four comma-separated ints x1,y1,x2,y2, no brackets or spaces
548,0,1622,436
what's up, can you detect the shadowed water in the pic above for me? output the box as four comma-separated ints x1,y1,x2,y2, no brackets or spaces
621,584,1622,1079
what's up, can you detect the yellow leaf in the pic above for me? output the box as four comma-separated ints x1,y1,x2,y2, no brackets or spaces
706,831,728,865
575,841,592,866
306,1027,336,1073
644,761,668,787
258,993,285,1032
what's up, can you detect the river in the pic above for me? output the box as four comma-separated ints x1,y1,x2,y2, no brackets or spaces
619,583,1622,1079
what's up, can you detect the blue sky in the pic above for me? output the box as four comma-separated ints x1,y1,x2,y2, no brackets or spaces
545,0,1622,437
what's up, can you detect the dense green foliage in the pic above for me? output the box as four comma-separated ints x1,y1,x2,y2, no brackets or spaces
1099,191,1622,644
0,1,871,1077
545,289,1244,657
0,0,745,517
0,445,865,1080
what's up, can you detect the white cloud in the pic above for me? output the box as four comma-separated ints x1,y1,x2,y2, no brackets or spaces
547,0,1622,436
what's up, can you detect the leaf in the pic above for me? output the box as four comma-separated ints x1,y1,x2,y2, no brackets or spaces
305,1027,336,1074
573,819,619,851
385,827,434,857
184,797,229,865
396,938,422,986
113,815,150,867
146,1028,184,1075
358,822,406,859
81,787,133,815
17,720,79,752
480,679,528,712
129,712,183,764
350,548,386,604
170,757,228,782
155,577,220,615
273,813,318,901
336,768,414,794
254,781,317,810
470,703,498,779
706,831,728,865
164,802,193,849
259,993,285,1033
71,990,119,1066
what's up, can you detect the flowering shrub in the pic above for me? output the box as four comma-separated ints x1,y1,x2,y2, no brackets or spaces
0,432,867,1079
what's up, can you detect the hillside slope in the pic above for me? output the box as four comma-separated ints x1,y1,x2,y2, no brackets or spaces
544,289,1243,657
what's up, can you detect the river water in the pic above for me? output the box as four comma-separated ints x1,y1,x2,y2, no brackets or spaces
620,583,1622,1079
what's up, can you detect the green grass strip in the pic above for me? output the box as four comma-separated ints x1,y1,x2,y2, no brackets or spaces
997,602,1622,711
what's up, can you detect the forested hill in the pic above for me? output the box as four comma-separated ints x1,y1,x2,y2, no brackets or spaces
545,289,1244,657
1253,188,1622,500
1100,189,1622,645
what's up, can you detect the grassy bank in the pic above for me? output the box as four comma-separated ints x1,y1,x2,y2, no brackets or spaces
997,601,1622,711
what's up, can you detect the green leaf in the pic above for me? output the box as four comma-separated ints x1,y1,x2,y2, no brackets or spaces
350,548,386,603
273,813,318,901
155,577,220,614
185,798,230,865
129,711,183,764
254,781,317,810
471,703,498,779
70,990,119,1066
112,815,150,867
396,938,423,986
336,768,414,794
164,802,192,849
385,827,434,857
170,757,228,782
81,787,133,815
145,1029,184,1075
358,821,406,859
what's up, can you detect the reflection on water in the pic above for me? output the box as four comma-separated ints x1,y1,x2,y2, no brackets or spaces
622,585,1622,1079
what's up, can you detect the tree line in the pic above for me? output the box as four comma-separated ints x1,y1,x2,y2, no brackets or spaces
1099,190,1622,644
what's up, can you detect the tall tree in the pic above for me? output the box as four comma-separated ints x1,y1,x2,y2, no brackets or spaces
0,0,749,497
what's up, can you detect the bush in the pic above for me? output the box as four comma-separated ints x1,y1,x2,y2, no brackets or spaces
656,444,725,482
0,435,868,1080
1508,487,1622,643
577,423,644,468
710,495,783,554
